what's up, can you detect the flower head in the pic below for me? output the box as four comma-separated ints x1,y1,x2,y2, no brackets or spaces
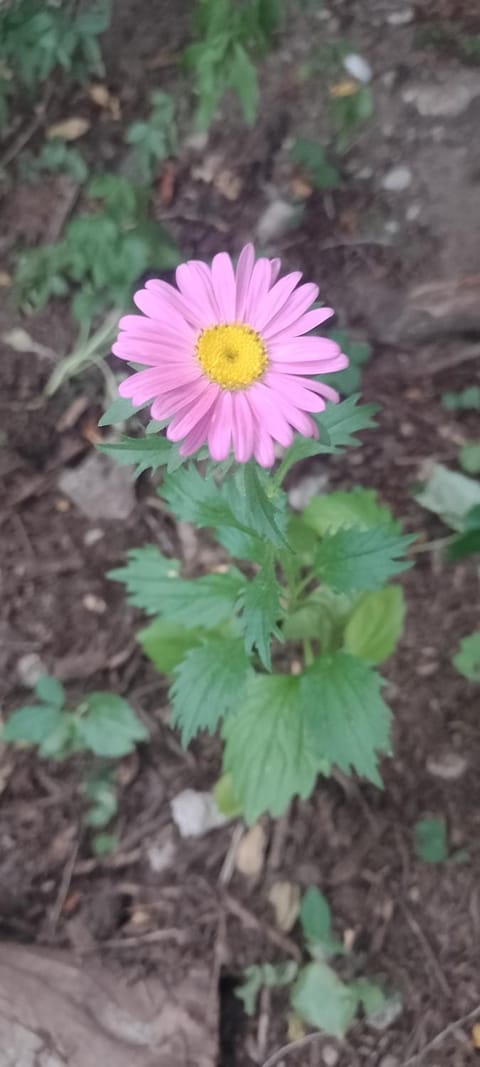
113,245,348,467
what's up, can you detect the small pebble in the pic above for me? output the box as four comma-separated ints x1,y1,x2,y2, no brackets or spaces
322,1045,340,1067
381,165,412,192
83,528,105,547
406,202,421,222
342,53,372,84
416,661,438,678
387,7,414,25
427,753,467,781
82,593,107,615
17,652,47,688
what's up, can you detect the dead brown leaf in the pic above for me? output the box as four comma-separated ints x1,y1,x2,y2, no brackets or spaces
87,84,121,120
268,881,300,932
235,823,266,878
47,117,91,141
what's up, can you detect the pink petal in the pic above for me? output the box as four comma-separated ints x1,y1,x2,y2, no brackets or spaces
144,278,203,328
244,258,273,323
270,392,319,437
268,336,341,362
248,383,294,447
261,283,319,339
167,382,220,441
133,289,195,339
269,258,282,286
231,392,255,463
251,271,303,332
178,410,214,456
175,261,219,323
119,365,202,403
253,427,276,468
150,378,213,420
268,306,335,341
208,390,233,461
264,372,330,412
235,243,255,321
211,252,236,321
269,354,348,375
112,339,192,364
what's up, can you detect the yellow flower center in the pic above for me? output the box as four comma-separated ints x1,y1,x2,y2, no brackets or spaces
196,323,268,390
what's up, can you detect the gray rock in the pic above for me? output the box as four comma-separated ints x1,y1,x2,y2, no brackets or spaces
256,199,301,245
381,165,412,192
427,752,467,780
322,1045,340,1067
402,76,480,118
171,789,228,838
17,652,47,688
343,53,372,84
387,7,414,25
288,471,329,511
59,452,135,521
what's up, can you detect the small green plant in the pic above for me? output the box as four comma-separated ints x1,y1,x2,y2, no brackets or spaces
184,0,281,129
453,633,480,682
415,463,480,561
414,817,448,864
291,138,340,191
15,174,179,322
0,0,110,129
236,886,397,1038
459,443,480,477
125,90,177,183
18,139,89,184
329,82,374,152
441,386,480,412
2,674,148,853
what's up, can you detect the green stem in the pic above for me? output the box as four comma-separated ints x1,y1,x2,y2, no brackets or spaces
303,639,314,667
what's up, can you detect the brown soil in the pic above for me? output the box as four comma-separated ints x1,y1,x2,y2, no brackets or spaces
1,1,480,1065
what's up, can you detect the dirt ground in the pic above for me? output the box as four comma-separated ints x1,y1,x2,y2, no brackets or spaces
1,1,480,1065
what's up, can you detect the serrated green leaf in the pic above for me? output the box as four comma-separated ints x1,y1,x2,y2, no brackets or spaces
300,652,391,786
278,396,377,478
283,588,353,648
77,693,148,757
343,586,405,664
99,435,171,476
229,43,258,124
160,569,246,629
160,465,247,533
223,674,321,822
99,396,148,427
35,675,65,708
238,559,283,670
303,488,396,536
452,632,480,681
171,638,251,744
291,138,340,190
314,525,413,593
108,547,180,613
84,770,118,827
138,618,204,673
3,705,64,746
236,961,298,1016
414,817,448,864
415,463,480,532
291,962,358,1038
227,464,289,549
38,716,74,758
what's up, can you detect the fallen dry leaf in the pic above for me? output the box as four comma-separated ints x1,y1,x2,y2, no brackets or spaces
47,117,91,141
87,84,121,120
157,160,177,207
290,176,313,200
329,79,358,98
268,881,300,932
472,1023,480,1050
0,271,11,287
235,823,266,878
214,168,243,201
287,1012,305,1042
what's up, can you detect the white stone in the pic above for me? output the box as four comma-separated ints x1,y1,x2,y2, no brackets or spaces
83,528,105,546
184,130,209,153
147,835,176,873
171,789,228,838
381,165,412,192
427,753,467,780
17,653,47,688
342,53,372,84
322,1045,340,1067
402,77,480,118
256,199,301,245
387,8,414,25
406,202,421,221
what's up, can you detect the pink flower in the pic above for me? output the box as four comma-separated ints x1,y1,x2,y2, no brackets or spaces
113,245,348,467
